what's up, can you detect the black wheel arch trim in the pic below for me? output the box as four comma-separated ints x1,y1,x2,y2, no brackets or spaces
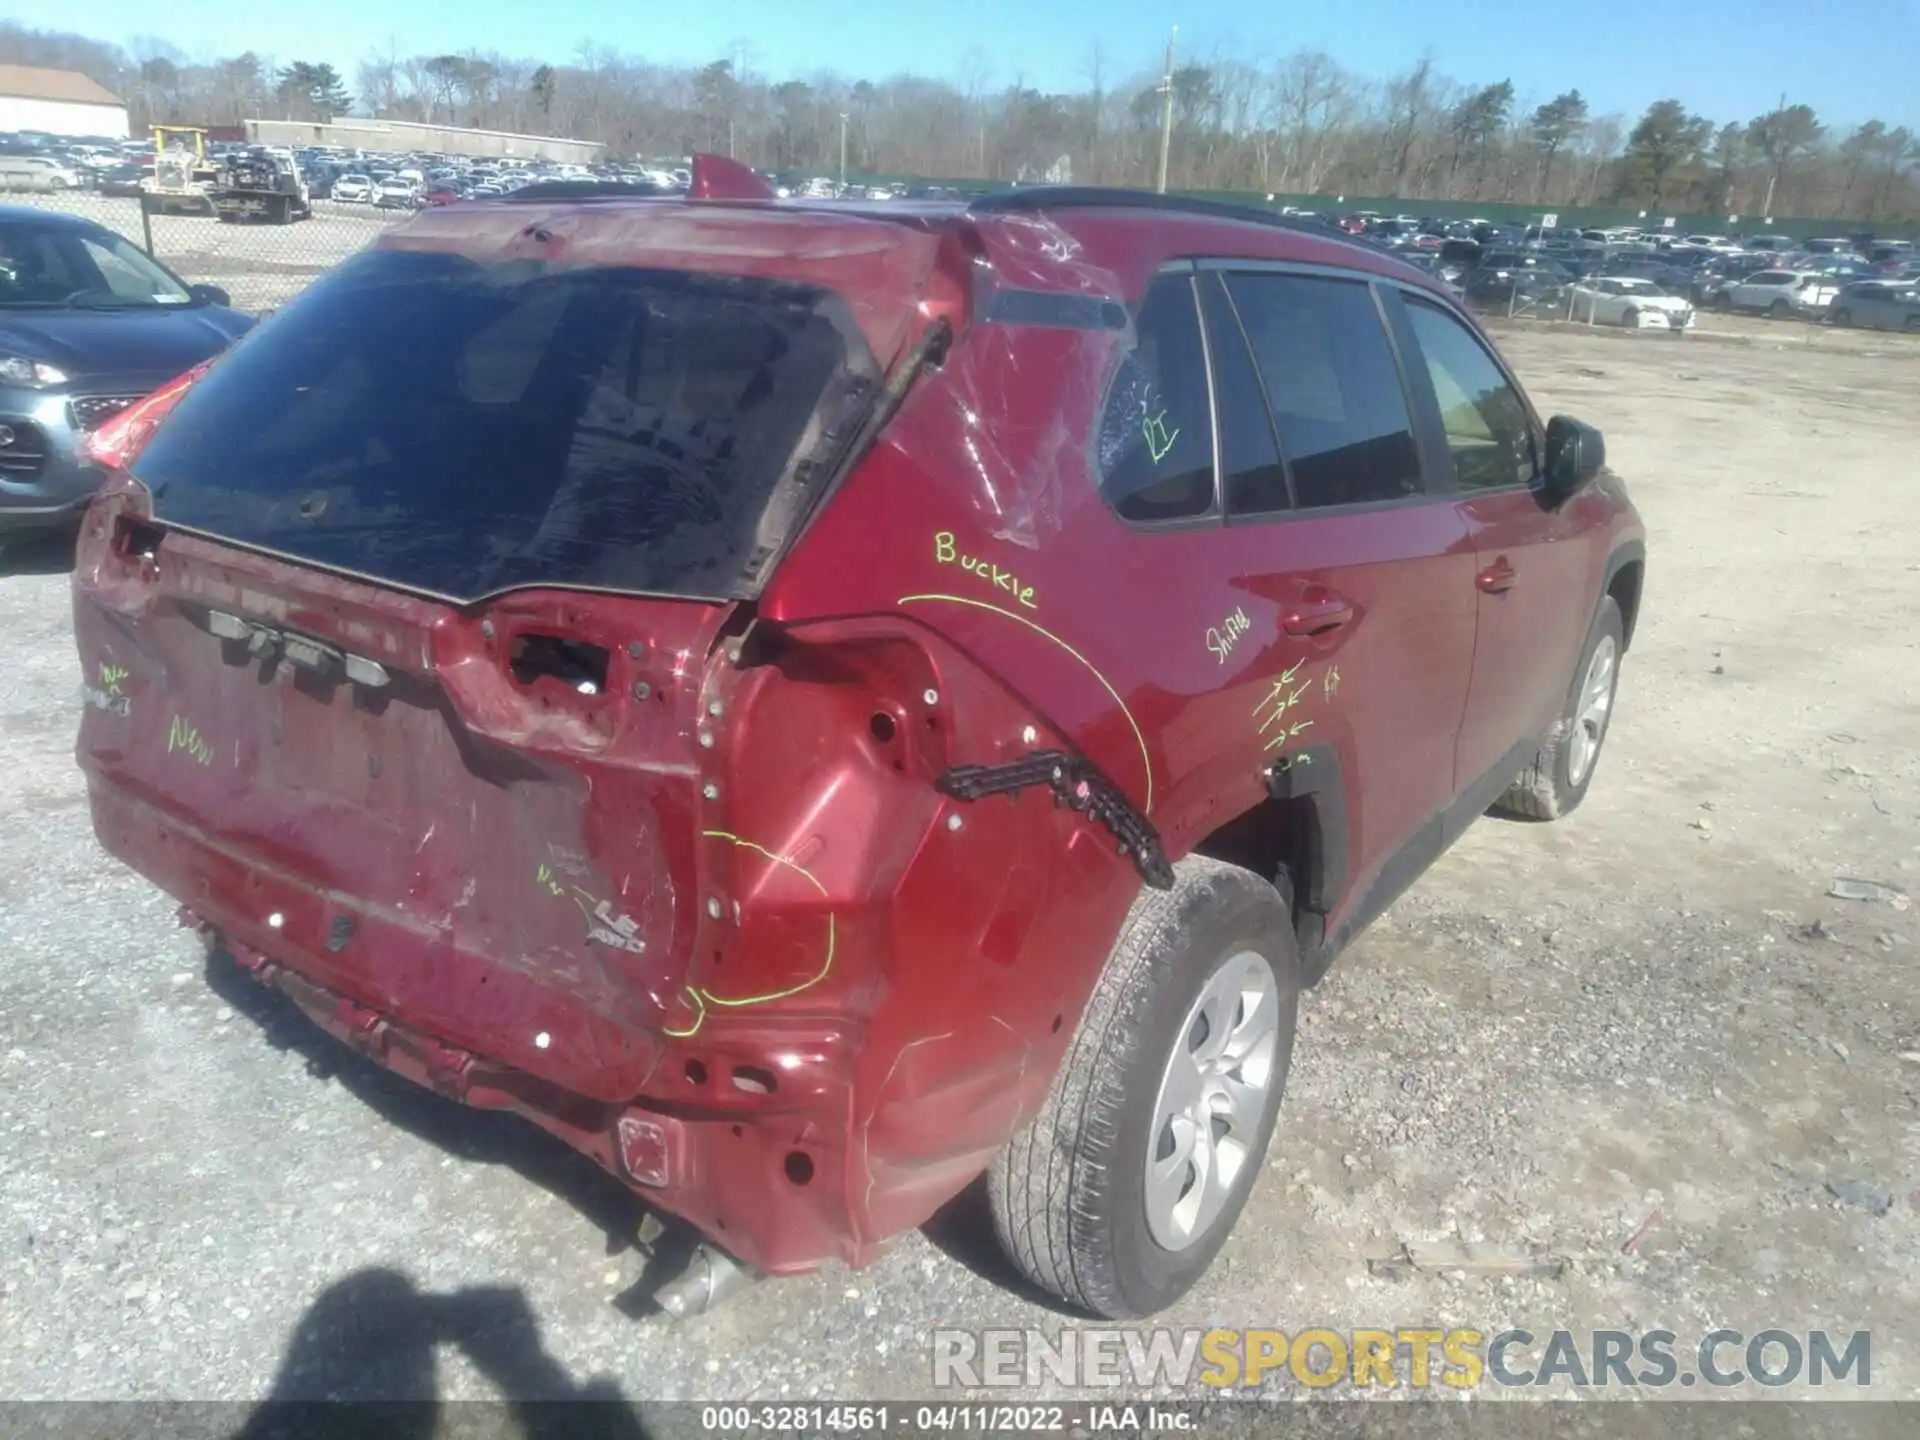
1601,540,1646,648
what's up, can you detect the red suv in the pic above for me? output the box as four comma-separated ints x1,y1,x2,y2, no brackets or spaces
72,161,1644,1320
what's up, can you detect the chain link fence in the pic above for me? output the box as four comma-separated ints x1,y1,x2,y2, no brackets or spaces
5,190,407,312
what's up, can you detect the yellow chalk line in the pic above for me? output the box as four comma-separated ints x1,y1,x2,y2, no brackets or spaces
896,592,1154,814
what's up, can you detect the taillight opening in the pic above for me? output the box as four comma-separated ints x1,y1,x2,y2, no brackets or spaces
508,633,610,696
113,514,165,562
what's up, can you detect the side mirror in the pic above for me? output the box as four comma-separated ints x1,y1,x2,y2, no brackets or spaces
1543,415,1605,502
187,283,231,308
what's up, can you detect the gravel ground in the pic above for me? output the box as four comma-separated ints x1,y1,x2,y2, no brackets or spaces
1,313,1918,1414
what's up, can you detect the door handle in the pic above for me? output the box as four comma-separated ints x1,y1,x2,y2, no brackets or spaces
1282,591,1355,637
1476,559,1517,594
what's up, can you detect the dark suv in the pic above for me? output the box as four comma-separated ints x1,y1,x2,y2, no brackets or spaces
0,206,250,543
72,162,1645,1319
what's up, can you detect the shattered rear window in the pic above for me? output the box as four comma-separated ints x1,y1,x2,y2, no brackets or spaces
135,248,873,603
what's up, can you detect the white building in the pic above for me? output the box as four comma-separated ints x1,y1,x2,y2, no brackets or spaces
0,65,129,140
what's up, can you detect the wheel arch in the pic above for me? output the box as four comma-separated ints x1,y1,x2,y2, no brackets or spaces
1189,742,1349,984
1602,542,1646,649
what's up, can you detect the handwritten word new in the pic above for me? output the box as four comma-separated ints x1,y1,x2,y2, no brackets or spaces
166,715,214,766
98,662,129,694
1206,606,1252,666
934,531,1038,610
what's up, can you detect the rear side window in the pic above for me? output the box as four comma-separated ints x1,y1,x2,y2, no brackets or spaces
1096,274,1216,523
1225,273,1423,508
136,248,872,602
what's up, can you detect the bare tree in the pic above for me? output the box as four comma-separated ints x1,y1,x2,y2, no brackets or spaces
2,18,1914,221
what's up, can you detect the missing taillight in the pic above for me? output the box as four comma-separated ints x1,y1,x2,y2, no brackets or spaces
113,514,164,561
508,633,610,696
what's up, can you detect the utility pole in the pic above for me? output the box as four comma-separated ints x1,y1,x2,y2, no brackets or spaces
1759,90,1785,219
1155,26,1177,194
838,112,849,190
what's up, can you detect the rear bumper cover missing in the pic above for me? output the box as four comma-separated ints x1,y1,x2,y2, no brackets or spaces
92,780,869,1275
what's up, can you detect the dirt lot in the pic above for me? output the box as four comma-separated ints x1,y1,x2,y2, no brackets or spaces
0,314,1917,1413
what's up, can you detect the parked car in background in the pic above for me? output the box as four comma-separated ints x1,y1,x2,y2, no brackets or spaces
67,172,1643,1321
95,163,149,198
1569,277,1695,331
1715,269,1841,317
330,174,375,204
1802,237,1857,254
1464,259,1573,312
1672,234,1739,252
1395,249,1467,299
0,155,84,191
374,178,419,210
1596,257,1697,294
1740,234,1796,253
0,207,252,545
1828,280,1920,332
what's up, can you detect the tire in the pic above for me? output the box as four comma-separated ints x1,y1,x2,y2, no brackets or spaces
1710,291,1732,310
1622,307,1640,329
989,855,1299,1318
1769,298,1791,318
1905,316,1920,334
1493,596,1625,822
1832,308,1852,327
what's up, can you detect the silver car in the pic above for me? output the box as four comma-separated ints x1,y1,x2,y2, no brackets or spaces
1829,280,1920,333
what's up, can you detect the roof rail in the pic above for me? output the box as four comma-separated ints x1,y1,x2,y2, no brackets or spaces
502,179,672,202
967,187,1338,234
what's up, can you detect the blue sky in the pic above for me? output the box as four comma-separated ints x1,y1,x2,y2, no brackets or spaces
81,0,1920,130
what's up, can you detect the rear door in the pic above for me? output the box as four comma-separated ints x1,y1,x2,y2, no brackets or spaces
80,241,897,1083
1387,289,1598,793
1197,264,1476,937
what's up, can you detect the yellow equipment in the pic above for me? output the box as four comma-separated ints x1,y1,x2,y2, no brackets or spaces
143,127,219,216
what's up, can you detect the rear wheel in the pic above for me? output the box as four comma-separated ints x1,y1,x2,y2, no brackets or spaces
1710,291,1733,311
1769,298,1791,318
1832,308,1852,327
1493,596,1625,822
989,855,1298,1318
1622,307,1640,328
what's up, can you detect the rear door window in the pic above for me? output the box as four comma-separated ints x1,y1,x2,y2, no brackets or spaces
136,248,875,602
1224,272,1424,508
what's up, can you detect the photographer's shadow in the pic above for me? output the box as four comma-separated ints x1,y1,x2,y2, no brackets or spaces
231,1267,652,1440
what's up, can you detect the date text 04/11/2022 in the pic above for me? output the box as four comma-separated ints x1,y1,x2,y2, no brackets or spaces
697,1403,1196,1433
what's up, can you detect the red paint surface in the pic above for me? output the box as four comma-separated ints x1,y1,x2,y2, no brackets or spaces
71,190,1642,1275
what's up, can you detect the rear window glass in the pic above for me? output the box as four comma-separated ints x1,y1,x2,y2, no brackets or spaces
136,248,873,603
